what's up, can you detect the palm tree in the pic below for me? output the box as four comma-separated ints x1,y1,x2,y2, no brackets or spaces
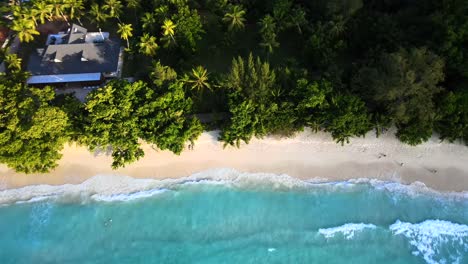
138,33,158,56
258,15,279,54
22,10,38,26
11,18,39,43
141,12,156,32
89,3,107,27
117,23,133,49
258,15,276,34
161,19,176,39
222,5,246,32
161,19,176,47
260,34,279,54
103,0,123,22
328,19,345,38
10,4,22,19
186,66,211,91
64,0,84,24
49,0,70,25
32,1,53,25
154,5,169,21
259,32,279,54
49,0,62,18
290,7,306,34
126,0,140,8
150,60,177,86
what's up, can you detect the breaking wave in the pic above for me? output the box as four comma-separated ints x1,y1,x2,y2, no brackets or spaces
318,223,377,239
390,219,468,264
0,168,466,205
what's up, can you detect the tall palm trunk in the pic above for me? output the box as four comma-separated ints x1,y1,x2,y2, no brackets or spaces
296,23,302,34
59,10,70,26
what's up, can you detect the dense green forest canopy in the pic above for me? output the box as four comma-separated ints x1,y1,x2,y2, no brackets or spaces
0,0,467,172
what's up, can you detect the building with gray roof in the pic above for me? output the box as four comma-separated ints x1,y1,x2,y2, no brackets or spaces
27,24,122,85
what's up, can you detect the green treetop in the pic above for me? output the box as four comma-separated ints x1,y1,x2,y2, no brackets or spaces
352,47,445,145
222,4,246,32
0,71,69,173
83,78,202,169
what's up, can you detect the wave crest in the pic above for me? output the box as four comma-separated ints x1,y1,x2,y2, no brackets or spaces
390,220,468,264
318,223,377,239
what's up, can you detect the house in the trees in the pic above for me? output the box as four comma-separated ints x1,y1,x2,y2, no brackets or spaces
27,24,123,86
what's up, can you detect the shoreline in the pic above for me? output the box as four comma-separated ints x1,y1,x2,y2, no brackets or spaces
1,129,468,192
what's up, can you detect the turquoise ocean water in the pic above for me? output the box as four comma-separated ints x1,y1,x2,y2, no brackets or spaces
0,170,467,263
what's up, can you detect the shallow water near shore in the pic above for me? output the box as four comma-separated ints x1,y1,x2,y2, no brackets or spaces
0,170,467,264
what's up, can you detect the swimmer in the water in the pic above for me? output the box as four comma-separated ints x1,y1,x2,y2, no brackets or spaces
104,218,113,227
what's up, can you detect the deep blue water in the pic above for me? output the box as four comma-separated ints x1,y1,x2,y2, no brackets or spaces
0,173,467,263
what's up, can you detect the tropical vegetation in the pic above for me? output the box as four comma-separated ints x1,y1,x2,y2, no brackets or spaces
0,0,467,173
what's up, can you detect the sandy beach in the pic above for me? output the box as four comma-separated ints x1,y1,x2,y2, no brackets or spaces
1,128,467,192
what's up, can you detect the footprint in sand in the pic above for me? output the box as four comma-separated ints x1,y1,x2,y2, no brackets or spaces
377,153,387,159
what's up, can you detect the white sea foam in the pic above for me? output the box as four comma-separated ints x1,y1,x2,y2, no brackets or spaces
182,168,311,189
15,195,56,204
91,188,168,202
390,220,468,264
0,168,466,205
0,169,305,204
318,223,377,239
348,178,468,200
